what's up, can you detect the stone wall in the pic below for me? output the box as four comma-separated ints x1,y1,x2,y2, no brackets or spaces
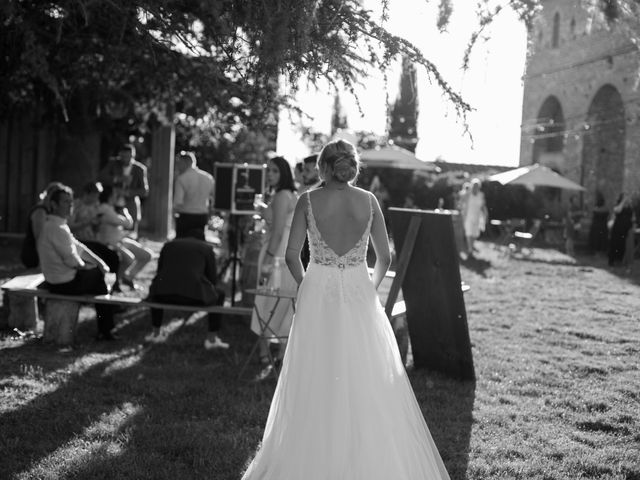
519,0,640,212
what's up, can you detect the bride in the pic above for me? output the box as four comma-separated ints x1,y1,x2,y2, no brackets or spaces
241,139,450,480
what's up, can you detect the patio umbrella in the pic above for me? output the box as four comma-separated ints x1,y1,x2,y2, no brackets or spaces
359,145,439,172
488,163,585,191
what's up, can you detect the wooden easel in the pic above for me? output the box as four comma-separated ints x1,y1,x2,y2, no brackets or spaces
384,215,421,319
388,208,475,381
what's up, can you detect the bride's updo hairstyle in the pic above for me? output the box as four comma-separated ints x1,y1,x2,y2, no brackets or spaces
317,139,360,185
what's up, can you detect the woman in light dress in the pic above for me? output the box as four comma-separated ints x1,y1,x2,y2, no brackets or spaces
242,140,450,480
462,178,488,257
250,156,298,370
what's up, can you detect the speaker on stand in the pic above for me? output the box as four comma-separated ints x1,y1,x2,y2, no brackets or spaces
213,163,266,305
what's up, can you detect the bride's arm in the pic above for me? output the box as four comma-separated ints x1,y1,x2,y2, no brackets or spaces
369,193,391,290
285,193,309,285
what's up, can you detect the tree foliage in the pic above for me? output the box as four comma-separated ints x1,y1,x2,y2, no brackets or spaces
0,0,470,128
1,0,637,133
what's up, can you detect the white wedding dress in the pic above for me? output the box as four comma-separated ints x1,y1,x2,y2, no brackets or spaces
242,195,450,480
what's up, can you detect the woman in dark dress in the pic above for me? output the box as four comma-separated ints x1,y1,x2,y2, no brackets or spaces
588,190,608,253
608,193,633,266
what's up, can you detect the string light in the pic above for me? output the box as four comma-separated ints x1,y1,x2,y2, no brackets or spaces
520,96,640,127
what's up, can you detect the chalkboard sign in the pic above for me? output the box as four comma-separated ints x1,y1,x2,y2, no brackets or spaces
214,163,266,214
388,207,474,380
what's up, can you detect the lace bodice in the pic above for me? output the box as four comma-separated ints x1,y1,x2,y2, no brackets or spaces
306,193,373,268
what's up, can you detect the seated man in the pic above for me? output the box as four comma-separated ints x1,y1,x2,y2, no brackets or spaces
37,184,117,341
147,237,229,350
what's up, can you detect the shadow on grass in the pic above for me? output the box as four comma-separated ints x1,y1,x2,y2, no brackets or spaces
0,305,118,377
1,304,477,480
510,255,582,267
0,312,274,480
409,369,476,480
459,254,492,277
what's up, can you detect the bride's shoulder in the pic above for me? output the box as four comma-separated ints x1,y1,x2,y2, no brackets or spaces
352,186,372,196
350,186,375,203
294,190,311,209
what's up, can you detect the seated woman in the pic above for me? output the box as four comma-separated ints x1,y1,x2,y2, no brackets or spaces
68,181,120,290
21,181,65,269
95,185,152,290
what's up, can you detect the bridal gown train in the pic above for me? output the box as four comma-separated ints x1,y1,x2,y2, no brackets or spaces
242,195,450,480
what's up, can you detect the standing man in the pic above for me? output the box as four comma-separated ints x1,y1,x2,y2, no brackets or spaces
300,154,321,193
99,144,149,237
173,151,215,241
147,236,229,350
37,184,117,341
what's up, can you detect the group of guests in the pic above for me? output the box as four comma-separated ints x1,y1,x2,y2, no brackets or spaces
64,144,152,292
21,145,221,345
32,183,227,347
23,146,293,349
20,144,153,294
21,143,153,340
586,190,637,268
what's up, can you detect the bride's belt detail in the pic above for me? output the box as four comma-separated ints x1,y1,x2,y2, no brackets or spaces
309,258,364,269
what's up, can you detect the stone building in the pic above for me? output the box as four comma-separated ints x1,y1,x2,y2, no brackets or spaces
519,0,640,213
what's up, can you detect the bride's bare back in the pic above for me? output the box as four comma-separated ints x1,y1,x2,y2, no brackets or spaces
309,186,372,256
286,183,390,289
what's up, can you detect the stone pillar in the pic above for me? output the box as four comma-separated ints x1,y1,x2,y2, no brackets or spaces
145,124,175,240
7,294,38,331
43,299,80,345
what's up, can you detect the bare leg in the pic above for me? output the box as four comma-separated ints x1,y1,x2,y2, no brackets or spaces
465,235,475,256
121,237,152,281
117,247,135,284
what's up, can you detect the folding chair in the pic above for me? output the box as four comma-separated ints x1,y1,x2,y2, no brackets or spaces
508,219,542,256
239,288,296,380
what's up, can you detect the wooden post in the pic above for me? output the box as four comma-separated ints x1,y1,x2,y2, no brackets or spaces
145,124,175,240
451,210,467,254
43,300,80,345
7,294,38,331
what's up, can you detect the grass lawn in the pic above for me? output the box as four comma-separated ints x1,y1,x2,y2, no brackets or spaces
1,239,639,480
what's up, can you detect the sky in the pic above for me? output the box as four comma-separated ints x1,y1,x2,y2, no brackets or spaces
276,0,529,167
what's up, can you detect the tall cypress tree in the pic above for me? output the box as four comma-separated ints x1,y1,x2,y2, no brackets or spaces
331,91,349,136
389,56,419,152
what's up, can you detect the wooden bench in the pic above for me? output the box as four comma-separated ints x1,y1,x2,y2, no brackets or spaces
1,273,252,345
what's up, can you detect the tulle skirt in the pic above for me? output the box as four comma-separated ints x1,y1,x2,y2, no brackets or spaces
242,262,450,480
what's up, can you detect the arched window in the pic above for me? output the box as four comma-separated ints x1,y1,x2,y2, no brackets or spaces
570,17,576,38
533,95,565,163
552,12,560,48
582,85,626,212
